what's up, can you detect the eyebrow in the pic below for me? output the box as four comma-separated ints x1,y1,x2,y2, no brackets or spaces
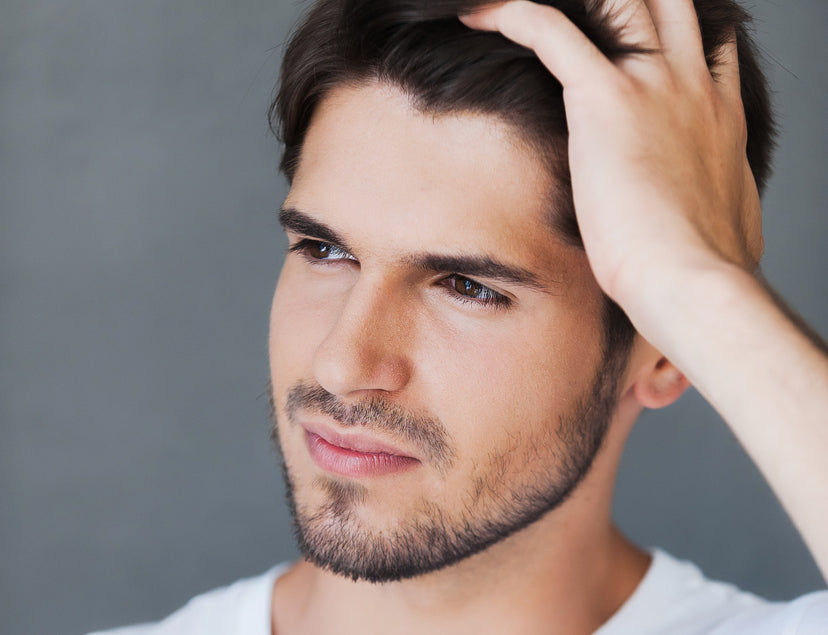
279,206,552,292
279,207,353,253
407,254,547,291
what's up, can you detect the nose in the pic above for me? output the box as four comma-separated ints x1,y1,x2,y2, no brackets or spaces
312,277,413,397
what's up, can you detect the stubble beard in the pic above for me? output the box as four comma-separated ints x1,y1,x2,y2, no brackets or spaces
269,342,628,584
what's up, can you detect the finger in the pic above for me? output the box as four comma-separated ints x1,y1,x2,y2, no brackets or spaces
644,0,706,70
459,1,614,89
714,36,743,109
601,0,661,52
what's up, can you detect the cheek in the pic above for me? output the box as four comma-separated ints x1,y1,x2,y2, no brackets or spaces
420,301,604,457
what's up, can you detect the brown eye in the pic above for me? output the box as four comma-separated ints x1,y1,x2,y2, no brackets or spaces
308,241,332,259
290,239,355,261
454,276,485,298
444,274,509,308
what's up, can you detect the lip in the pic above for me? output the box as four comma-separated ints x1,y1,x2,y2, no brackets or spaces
302,421,421,478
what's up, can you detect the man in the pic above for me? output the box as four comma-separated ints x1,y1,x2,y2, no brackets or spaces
92,0,827,633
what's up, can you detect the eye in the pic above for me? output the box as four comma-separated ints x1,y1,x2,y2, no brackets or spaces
288,239,356,263
444,274,510,309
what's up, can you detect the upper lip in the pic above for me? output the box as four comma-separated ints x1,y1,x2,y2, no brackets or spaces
302,420,419,460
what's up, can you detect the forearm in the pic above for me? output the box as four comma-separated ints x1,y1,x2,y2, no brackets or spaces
621,262,828,579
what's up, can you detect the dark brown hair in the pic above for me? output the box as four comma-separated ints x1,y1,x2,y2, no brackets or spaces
269,0,775,360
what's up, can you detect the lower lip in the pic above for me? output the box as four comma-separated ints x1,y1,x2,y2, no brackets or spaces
304,431,420,477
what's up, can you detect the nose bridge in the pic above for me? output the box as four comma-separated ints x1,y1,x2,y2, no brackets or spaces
341,273,409,348
312,270,412,395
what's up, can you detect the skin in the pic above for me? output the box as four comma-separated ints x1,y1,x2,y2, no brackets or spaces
461,0,828,577
269,0,828,633
269,81,660,634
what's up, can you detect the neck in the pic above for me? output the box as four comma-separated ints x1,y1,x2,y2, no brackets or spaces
272,503,649,635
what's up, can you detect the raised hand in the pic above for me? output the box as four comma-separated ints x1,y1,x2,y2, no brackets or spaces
461,0,828,580
460,0,762,310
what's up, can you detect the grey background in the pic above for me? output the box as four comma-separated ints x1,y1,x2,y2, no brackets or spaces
0,1,825,633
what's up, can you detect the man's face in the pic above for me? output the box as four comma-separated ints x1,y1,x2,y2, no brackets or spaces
269,82,623,582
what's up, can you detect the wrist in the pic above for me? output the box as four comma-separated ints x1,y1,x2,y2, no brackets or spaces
610,252,759,353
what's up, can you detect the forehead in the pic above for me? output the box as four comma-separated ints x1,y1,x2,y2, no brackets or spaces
288,81,575,273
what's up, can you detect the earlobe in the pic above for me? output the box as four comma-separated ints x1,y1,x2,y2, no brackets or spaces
632,356,691,409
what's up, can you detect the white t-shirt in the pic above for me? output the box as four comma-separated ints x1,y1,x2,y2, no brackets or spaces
88,549,827,634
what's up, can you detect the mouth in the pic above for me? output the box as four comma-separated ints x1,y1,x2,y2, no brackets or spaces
302,422,421,478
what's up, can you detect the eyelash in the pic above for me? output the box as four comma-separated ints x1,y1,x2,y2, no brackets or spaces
287,238,511,310
441,275,511,309
287,238,356,262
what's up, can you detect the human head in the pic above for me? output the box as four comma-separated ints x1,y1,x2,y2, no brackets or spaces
270,0,775,355
266,0,774,583
268,82,636,582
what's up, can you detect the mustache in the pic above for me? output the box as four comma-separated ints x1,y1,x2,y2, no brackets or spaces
279,381,456,472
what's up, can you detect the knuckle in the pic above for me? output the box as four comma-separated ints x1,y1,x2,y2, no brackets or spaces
691,72,718,103
610,72,640,101
532,4,565,41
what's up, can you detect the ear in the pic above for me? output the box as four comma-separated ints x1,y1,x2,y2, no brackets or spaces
632,355,690,410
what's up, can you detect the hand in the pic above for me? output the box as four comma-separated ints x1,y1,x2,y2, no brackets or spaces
460,0,763,310
465,1,828,580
